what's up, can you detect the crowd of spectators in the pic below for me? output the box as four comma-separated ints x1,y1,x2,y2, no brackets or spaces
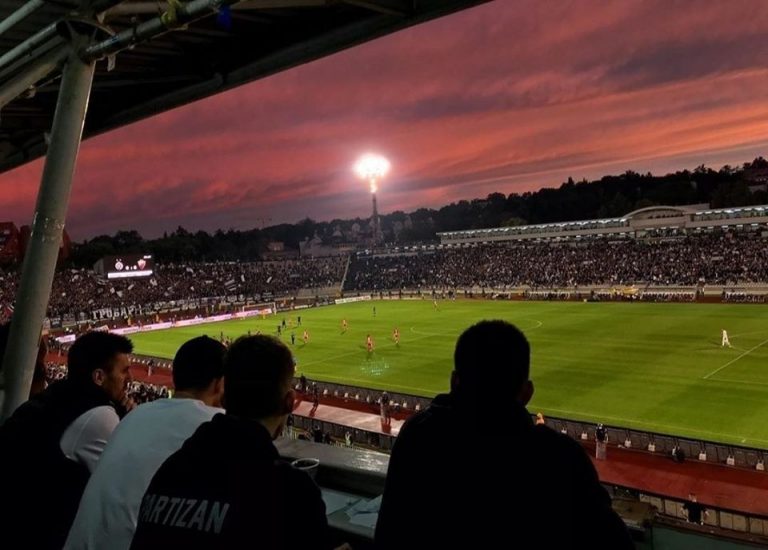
2,231,767,326
345,232,768,289
0,257,345,322
44,361,169,404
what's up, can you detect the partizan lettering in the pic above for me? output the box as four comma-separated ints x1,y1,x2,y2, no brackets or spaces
139,493,229,534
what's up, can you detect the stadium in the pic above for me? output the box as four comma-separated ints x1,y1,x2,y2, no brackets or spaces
2,1,768,549
7,199,768,545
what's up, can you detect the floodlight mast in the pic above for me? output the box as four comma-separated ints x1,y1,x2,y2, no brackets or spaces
354,154,390,247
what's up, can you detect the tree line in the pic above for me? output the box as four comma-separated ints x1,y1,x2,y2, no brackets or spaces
68,157,768,266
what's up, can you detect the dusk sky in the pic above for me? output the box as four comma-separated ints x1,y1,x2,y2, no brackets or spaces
1,0,767,239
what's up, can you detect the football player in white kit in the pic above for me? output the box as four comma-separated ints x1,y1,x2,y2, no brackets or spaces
721,329,731,348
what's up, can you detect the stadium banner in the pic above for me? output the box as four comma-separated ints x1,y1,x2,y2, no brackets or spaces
112,321,174,335
115,326,142,335
233,309,272,318
54,306,274,343
335,295,372,305
175,314,232,327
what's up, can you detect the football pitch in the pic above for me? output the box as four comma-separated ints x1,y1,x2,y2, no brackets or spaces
129,300,768,447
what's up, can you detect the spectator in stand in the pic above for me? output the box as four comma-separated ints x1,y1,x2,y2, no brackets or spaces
683,493,708,525
672,445,686,464
65,336,226,550
0,331,135,550
595,423,608,460
375,320,633,549
129,335,342,549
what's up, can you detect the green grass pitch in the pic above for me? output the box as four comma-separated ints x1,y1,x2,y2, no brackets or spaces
129,300,768,447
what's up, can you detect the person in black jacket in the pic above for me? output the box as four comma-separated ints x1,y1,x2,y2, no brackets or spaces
375,320,633,549
130,335,336,550
0,331,135,550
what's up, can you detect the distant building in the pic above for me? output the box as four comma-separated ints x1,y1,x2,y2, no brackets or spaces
299,234,356,258
262,240,298,260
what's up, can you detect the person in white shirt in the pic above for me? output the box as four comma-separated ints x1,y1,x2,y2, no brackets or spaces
64,336,226,550
722,329,731,348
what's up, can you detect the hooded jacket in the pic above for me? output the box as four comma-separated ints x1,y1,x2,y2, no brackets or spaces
375,393,634,549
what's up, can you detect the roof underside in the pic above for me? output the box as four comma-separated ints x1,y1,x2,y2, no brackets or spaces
0,0,487,175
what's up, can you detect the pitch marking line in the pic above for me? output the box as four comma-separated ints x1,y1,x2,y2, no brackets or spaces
709,377,768,388
703,337,768,380
731,329,768,338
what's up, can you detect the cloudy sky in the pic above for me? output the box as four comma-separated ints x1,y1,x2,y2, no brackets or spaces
1,0,767,239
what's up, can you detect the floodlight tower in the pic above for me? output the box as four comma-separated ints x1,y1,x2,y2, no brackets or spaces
354,153,390,247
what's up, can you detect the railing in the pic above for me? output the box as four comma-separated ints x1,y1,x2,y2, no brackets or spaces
546,417,768,469
296,376,768,467
637,490,768,538
276,438,768,546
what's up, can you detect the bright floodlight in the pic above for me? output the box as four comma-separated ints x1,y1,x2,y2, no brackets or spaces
354,154,390,193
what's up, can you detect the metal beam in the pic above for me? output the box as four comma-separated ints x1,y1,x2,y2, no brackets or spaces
342,0,411,17
0,24,59,77
0,0,128,76
105,0,330,16
0,46,68,109
0,0,47,40
85,0,243,61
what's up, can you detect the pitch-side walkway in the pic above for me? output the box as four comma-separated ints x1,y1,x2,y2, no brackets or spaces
589,442,768,516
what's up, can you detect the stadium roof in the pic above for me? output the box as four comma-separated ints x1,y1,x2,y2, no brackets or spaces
437,203,768,241
0,0,488,175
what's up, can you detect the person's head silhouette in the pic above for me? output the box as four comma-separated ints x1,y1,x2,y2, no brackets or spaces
452,320,532,410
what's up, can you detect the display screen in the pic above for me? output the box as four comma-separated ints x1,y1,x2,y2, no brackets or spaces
104,254,154,279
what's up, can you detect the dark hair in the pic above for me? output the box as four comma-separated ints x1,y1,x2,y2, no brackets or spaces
453,320,530,398
172,336,225,391
67,331,133,382
224,335,294,419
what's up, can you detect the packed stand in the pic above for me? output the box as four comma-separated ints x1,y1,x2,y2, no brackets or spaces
0,257,345,321
345,232,768,289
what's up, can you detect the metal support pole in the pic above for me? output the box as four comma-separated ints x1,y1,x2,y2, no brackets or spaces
372,192,380,246
1,48,96,420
